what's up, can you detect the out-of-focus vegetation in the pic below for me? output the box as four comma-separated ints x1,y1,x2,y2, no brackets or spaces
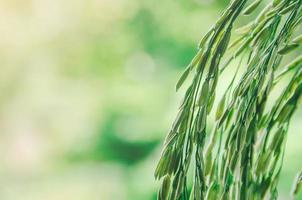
0,0,301,200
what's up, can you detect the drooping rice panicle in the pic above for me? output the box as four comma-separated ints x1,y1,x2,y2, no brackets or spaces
155,0,302,199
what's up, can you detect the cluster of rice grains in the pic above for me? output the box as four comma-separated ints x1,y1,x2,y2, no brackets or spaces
155,0,302,199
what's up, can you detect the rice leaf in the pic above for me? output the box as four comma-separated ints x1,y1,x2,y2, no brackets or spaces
176,66,191,91
293,172,302,197
279,2,298,15
243,0,262,15
292,34,302,44
215,94,226,120
197,81,210,106
278,43,299,55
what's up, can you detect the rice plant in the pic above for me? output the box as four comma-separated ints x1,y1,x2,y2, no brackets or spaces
155,0,302,199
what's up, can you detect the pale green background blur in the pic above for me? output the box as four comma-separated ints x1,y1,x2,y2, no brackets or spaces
0,0,301,199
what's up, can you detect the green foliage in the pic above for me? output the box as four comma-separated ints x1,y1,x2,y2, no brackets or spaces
155,0,302,199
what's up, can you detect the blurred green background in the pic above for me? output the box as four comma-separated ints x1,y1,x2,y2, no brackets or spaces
0,0,301,199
